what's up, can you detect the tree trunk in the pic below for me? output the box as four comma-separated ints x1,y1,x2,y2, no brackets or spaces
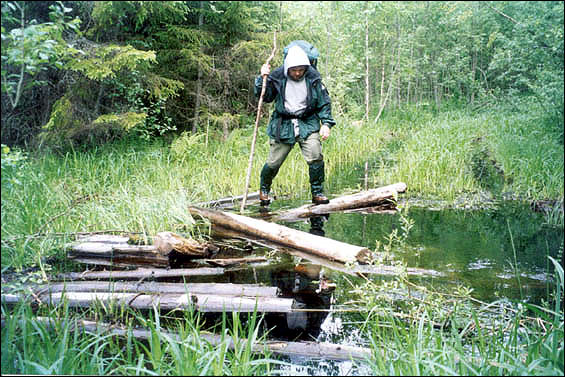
275,182,406,221
364,1,370,122
192,0,204,133
188,207,372,264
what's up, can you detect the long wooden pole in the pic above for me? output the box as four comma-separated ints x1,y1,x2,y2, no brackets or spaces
240,32,277,213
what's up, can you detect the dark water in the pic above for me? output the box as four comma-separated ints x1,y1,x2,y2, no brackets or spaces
280,200,563,303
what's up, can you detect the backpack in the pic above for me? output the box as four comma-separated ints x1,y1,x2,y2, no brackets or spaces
283,40,319,69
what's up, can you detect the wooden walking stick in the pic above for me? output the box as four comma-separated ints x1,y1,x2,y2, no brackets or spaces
240,32,277,213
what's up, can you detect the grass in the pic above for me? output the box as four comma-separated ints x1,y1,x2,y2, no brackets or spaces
1,99,563,375
342,255,564,376
1,303,281,375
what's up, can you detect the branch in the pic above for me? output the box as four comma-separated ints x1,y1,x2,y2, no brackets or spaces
486,3,520,25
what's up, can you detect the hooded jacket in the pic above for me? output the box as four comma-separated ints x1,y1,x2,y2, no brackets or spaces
254,45,336,144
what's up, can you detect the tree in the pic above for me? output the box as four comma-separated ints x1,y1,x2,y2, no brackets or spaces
1,1,80,109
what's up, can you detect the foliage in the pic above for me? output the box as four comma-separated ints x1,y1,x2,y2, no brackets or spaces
1,1,81,109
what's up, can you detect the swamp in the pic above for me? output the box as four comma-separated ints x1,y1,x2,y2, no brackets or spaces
1,1,564,376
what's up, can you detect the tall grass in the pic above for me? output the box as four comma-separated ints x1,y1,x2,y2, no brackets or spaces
1,300,281,375
342,255,564,376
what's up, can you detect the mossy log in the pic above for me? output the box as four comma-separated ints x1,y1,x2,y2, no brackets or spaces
153,231,218,257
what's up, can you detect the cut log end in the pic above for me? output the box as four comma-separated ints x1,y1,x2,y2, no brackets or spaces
153,231,217,257
355,248,372,264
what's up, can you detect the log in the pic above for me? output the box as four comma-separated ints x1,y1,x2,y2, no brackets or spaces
212,225,441,278
275,182,407,221
196,191,262,209
68,242,169,267
5,291,295,313
153,231,217,257
204,256,267,267
189,207,371,264
76,234,131,243
1,317,372,361
27,281,280,297
56,267,225,280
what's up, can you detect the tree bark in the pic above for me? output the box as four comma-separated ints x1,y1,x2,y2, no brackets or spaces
192,0,204,133
364,1,370,122
188,207,372,264
275,182,406,221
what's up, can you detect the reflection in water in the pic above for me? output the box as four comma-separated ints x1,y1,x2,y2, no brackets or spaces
309,214,329,237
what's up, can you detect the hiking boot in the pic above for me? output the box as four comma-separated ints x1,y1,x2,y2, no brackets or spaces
259,191,271,206
312,194,329,205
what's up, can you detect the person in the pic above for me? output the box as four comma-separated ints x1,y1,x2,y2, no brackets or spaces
254,41,336,206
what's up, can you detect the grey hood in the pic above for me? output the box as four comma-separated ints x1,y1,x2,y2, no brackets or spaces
283,45,310,78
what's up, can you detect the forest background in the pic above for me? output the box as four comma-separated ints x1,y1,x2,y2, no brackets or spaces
1,1,562,151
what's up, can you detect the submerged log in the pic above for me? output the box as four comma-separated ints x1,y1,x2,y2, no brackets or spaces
57,267,225,280
275,182,407,221
211,225,441,278
204,256,267,267
1,317,372,361
188,207,371,264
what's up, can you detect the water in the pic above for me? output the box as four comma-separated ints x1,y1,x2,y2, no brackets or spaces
277,199,563,304
256,199,563,375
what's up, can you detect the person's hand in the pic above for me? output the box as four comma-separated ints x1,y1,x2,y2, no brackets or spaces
261,63,271,76
320,124,331,141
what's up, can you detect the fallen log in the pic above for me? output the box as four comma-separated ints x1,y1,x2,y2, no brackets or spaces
275,182,407,221
204,256,267,267
1,317,372,361
189,207,371,264
4,291,295,313
196,191,262,209
212,225,441,278
57,267,225,280
68,242,169,267
24,281,280,297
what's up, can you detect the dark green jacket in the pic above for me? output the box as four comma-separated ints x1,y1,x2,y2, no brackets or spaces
254,66,336,144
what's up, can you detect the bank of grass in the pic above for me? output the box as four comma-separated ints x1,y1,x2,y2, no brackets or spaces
356,256,564,376
1,100,563,375
1,303,279,375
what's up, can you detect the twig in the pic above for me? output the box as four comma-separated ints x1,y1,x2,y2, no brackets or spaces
485,3,520,25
